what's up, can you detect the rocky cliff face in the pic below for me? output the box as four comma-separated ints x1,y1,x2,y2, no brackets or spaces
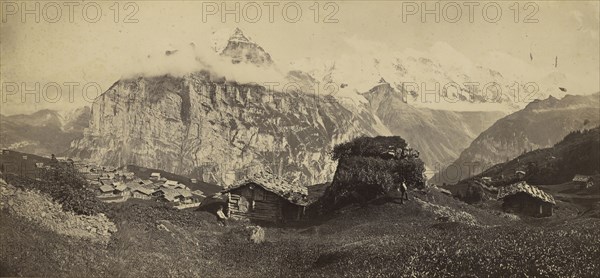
432,93,600,185
69,72,388,185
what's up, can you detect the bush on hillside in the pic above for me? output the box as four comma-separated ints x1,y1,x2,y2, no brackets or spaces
318,136,425,212
3,166,107,216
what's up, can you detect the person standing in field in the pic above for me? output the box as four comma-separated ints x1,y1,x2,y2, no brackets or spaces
216,205,228,226
399,181,409,204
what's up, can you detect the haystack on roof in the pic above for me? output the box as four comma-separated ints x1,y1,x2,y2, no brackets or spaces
223,171,309,206
497,181,555,204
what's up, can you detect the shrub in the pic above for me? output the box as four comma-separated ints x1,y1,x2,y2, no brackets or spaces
3,165,107,216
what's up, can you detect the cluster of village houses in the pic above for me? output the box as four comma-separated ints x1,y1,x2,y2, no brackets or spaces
68,160,206,207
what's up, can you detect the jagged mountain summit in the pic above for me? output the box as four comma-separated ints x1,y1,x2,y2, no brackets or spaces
220,28,273,66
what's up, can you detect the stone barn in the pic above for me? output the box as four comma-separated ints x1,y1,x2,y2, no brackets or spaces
222,172,308,222
497,181,555,217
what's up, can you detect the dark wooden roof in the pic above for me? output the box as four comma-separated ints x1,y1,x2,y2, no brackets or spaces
497,182,555,205
223,172,309,206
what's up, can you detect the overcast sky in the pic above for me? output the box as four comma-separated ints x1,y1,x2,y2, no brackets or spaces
1,1,598,115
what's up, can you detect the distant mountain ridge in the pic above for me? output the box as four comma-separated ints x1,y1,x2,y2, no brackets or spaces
431,93,600,185
456,127,600,187
0,107,90,155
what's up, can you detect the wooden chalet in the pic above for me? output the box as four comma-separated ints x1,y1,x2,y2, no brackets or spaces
222,172,309,222
98,185,114,197
177,189,193,203
150,172,161,180
131,187,154,200
153,188,188,203
113,183,128,196
497,181,555,217
572,175,594,189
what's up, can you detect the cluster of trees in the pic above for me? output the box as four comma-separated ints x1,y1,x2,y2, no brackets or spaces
317,136,425,212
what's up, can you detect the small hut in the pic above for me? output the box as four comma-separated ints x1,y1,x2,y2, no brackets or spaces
222,172,308,222
572,175,594,189
497,181,555,217
131,187,154,200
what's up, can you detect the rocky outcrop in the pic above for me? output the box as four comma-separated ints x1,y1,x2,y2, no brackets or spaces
69,72,387,185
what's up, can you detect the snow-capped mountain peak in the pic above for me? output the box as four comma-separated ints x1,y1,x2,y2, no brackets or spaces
220,28,273,66
228,28,252,44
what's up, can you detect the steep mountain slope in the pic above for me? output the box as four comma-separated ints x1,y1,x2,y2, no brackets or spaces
432,93,600,185
458,127,599,186
0,107,90,155
362,79,506,169
68,72,387,185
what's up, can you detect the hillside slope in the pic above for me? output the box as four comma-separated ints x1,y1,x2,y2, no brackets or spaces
459,127,600,187
432,93,600,185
